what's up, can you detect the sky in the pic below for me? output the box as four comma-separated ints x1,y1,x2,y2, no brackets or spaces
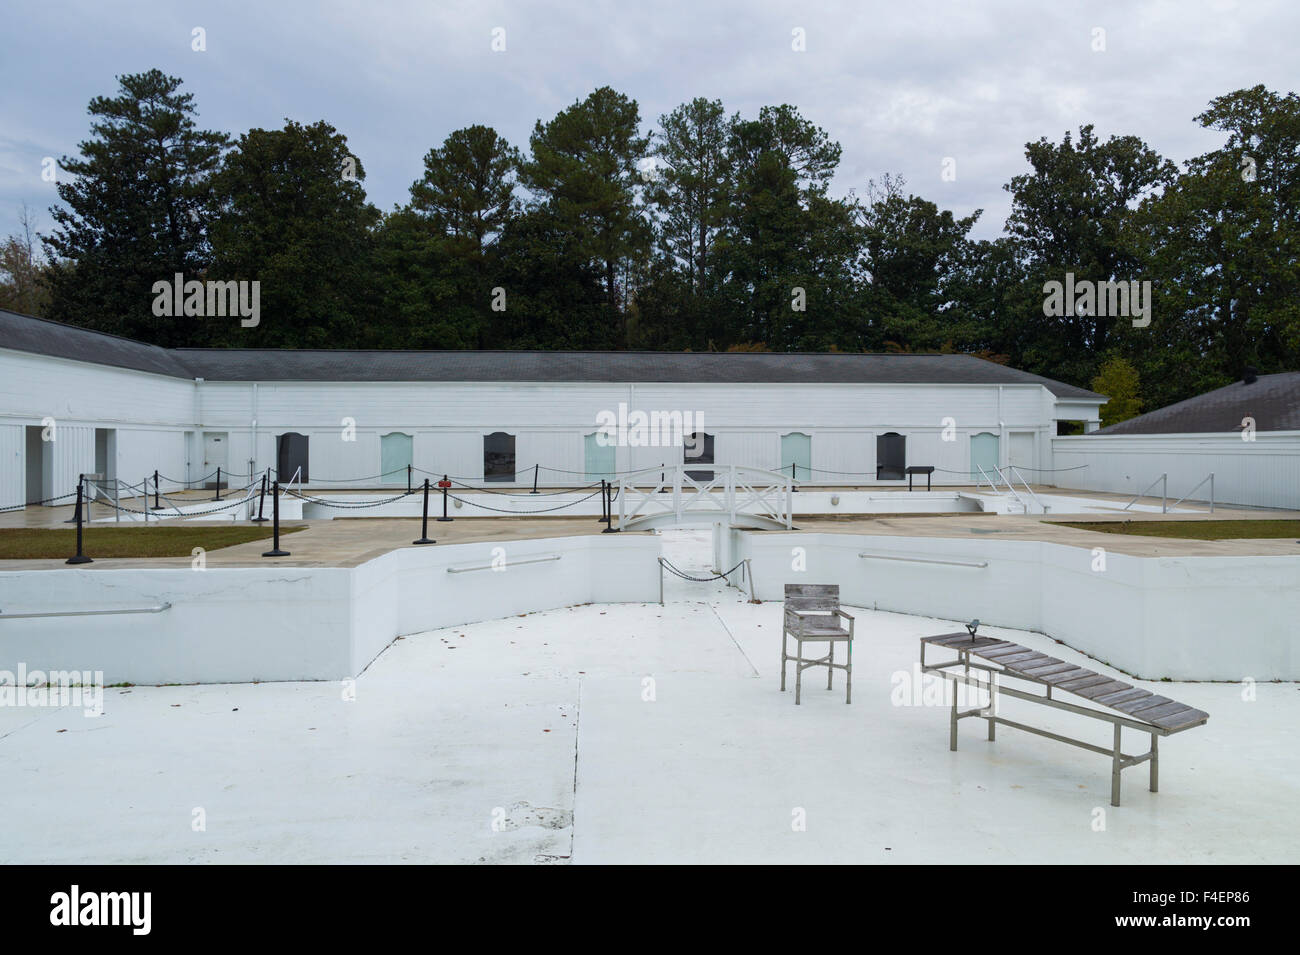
1,0,1295,246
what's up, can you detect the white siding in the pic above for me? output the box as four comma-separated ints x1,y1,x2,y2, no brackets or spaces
1051,432,1300,509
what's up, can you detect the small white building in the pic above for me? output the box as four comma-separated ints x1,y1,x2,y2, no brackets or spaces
1054,371,1300,510
1,308,1105,506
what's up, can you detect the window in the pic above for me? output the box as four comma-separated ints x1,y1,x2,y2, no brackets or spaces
875,432,905,481
780,432,811,481
380,432,413,485
583,432,615,482
684,432,714,482
277,432,309,484
483,432,516,482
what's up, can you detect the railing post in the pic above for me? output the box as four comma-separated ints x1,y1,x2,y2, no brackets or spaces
530,463,539,494
66,476,92,564
791,461,798,492
261,481,290,557
413,478,435,544
407,464,412,493
152,469,164,510
214,466,222,502
598,479,607,524
252,472,269,522
602,479,618,532
436,475,453,522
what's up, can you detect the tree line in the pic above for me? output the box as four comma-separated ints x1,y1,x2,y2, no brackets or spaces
2,69,1297,418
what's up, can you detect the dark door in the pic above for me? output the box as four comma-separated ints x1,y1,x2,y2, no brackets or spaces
277,432,309,483
684,432,715,482
876,432,906,480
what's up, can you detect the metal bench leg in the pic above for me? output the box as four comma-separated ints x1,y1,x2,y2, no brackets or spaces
987,676,996,741
827,642,834,690
1150,733,1159,793
1111,724,1122,807
949,685,958,751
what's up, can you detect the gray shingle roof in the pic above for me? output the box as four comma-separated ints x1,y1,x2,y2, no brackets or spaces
0,308,1102,398
1094,372,1300,434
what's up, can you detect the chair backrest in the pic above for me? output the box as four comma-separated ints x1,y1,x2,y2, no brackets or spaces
784,583,839,612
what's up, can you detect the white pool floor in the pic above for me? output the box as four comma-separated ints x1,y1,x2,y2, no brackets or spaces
1,527,1295,864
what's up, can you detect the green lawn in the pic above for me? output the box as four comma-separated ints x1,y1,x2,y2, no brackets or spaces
0,525,304,559
1052,519,1300,541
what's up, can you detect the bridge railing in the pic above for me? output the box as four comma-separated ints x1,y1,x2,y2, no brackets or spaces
617,463,793,529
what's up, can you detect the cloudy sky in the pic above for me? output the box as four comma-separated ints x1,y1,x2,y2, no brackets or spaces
1,0,1294,244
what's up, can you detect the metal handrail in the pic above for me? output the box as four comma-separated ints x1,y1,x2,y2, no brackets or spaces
0,602,172,620
446,554,561,574
1001,465,1048,514
1123,473,1168,513
1170,473,1215,513
858,552,988,569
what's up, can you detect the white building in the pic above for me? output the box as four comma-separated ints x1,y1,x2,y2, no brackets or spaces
2,308,1107,506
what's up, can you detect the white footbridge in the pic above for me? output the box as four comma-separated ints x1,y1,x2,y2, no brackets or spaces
615,464,795,531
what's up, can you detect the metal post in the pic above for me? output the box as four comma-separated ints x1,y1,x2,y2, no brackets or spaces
407,464,412,493
791,462,798,492
152,470,164,510
261,481,290,557
1149,733,1159,793
214,466,222,502
252,473,269,522
602,480,618,532
413,479,435,544
437,475,452,522
66,477,92,564
530,463,539,494
597,479,607,524
1110,724,1123,807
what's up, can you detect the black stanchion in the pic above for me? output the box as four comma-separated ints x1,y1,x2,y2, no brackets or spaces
407,464,412,493
791,462,799,492
261,481,290,557
530,464,539,494
436,475,452,522
602,479,618,533
152,469,164,509
214,466,222,502
251,472,269,522
597,479,607,524
66,477,92,564
413,479,435,544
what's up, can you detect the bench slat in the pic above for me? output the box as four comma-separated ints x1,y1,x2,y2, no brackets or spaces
1115,695,1174,715
1073,680,1133,700
1094,687,1152,706
1056,674,1116,693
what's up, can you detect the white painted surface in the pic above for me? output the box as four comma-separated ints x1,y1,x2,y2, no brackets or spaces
0,535,660,684
0,529,1291,864
733,531,1300,680
1052,431,1300,510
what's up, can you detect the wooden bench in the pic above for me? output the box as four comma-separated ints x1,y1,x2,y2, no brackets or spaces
920,625,1209,806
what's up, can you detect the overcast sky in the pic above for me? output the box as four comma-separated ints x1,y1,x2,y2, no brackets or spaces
1,0,1294,246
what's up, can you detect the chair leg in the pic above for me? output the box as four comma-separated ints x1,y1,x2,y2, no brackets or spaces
845,639,852,704
1111,724,1123,807
780,630,788,692
1149,733,1159,793
827,642,834,690
794,640,803,705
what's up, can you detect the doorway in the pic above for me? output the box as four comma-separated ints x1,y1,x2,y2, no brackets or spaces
380,432,413,485
584,433,615,482
970,432,999,483
24,425,49,504
203,431,229,488
1008,432,1036,475
684,432,714,482
780,432,811,482
876,432,906,480
276,433,309,484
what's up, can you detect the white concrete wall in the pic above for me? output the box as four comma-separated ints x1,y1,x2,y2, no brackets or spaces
732,530,1300,681
0,534,660,684
1051,432,1300,510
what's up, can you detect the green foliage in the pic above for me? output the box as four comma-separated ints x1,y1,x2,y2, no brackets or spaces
43,69,229,344
1090,356,1144,427
29,72,1300,415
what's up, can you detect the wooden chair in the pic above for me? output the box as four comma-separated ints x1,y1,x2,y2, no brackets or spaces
781,584,854,704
